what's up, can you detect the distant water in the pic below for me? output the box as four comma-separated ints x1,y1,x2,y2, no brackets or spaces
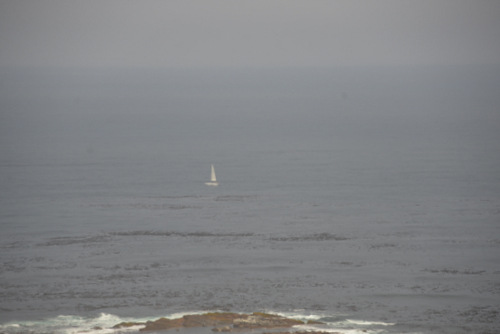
1,66,499,334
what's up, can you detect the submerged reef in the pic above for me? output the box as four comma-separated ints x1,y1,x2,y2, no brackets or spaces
113,312,325,332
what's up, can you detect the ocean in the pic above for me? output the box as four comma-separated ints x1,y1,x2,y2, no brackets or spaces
0,66,499,334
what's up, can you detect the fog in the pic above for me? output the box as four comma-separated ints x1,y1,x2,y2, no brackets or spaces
1,1,499,69
1,66,499,167
1,1,499,155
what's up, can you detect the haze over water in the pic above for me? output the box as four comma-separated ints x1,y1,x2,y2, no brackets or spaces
1,65,499,334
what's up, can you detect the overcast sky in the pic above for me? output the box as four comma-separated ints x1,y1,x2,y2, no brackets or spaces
1,0,499,69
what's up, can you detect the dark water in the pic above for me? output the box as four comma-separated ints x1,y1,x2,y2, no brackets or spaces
0,66,499,333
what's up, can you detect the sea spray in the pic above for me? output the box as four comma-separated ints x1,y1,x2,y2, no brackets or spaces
0,311,399,334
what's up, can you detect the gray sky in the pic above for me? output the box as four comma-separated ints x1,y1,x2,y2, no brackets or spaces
1,0,499,69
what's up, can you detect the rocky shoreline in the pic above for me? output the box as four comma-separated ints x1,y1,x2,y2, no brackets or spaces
113,312,331,333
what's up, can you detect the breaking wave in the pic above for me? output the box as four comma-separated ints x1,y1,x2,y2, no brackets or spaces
0,311,397,334
0,313,145,334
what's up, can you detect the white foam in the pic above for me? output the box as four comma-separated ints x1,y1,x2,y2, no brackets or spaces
294,324,342,333
164,309,222,319
60,314,146,334
295,325,388,334
271,309,346,322
0,311,398,334
346,319,395,326
256,310,395,334
0,313,150,334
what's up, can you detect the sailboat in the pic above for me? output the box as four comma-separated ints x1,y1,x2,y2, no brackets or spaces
205,164,219,186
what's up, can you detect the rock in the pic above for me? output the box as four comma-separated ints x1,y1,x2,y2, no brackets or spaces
128,312,305,332
263,331,337,334
140,312,244,332
233,313,304,329
140,317,184,332
112,321,145,329
183,313,246,327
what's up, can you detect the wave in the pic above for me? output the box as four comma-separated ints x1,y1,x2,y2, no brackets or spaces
88,203,201,210
26,230,364,255
273,311,396,333
269,233,352,242
422,268,486,275
38,235,112,247
215,195,258,202
110,231,255,238
31,231,357,249
0,311,399,334
32,231,257,248
0,313,145,334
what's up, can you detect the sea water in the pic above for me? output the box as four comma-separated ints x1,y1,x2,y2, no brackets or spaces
0,66,499,334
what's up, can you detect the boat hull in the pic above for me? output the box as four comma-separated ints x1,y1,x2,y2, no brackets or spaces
205,182,219,186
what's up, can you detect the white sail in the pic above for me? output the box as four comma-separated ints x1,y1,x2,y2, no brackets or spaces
210,164,217,182
205,164,219,186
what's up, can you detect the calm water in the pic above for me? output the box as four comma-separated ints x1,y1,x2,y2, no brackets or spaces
0,66,499,334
